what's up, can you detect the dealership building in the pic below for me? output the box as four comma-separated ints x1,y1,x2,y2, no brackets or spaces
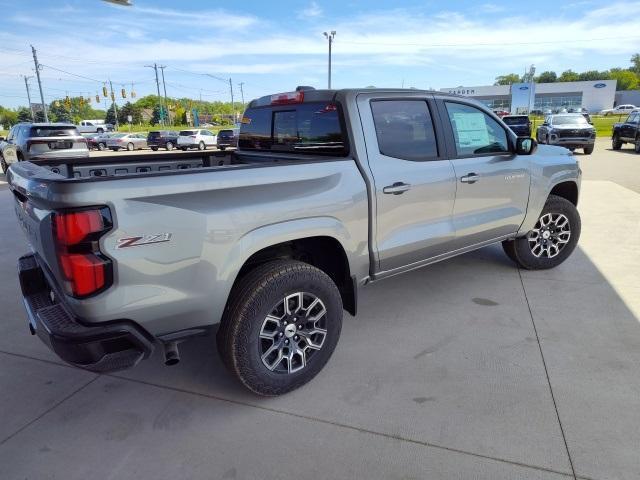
440,80,617,114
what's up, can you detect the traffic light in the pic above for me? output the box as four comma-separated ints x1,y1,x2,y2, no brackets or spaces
95,94,100,103
110,92,115,101
121,88,126,98
102,86,108,97
131,89,136,98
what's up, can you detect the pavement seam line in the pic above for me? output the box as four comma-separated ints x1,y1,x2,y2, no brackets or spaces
0,351,596,480
518,267,578,480
0,375,99,447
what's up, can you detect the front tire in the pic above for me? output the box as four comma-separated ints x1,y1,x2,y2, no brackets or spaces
151,147,158,151
198,141,205,151
635,138,640,154
166,141,174,151
217,260,343,396
98,142,106,151
0,159,7,174
502,195,581,270
127,142,134,151
612,134,622,150
583,145,594,155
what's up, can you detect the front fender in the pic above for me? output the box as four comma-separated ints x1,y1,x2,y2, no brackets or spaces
517,151,581,236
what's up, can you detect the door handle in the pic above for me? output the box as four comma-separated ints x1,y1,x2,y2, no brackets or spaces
383,182,411,195
460,173,479,184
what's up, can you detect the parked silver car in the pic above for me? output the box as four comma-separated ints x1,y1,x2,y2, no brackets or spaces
106,133,148,151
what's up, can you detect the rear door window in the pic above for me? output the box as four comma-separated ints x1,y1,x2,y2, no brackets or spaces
239,102,347,155
370,100,438,161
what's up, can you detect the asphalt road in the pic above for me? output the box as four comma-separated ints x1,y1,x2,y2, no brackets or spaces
0,138,639,480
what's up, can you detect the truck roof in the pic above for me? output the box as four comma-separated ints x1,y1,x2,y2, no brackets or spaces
247,87,463,108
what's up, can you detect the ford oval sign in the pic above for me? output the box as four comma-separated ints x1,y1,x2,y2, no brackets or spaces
594,83,606,88
519,86,529,90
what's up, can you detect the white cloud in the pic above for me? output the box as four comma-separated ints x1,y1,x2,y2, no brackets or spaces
298,1,323,19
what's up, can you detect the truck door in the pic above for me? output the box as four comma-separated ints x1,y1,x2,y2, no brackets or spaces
438,100,530,248
356,93,457,272
620,113,639,141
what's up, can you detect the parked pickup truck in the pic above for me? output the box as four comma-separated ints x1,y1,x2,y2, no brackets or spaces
77,120,114,134
611,111,640,153
8,87,582,396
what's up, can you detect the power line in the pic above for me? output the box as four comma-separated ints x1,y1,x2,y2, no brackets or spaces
338,35,640,48
40,64,103,83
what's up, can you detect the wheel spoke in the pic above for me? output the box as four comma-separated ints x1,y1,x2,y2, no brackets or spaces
261,343,284,371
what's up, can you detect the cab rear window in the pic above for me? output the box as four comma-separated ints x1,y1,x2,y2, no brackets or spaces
239,102,348,155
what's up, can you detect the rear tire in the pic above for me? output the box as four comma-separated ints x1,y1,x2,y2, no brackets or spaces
127,142,134,151
151,147,158,151
612,134,622,150
635,138,640,154
217,260,343,396
181,147,188,151
198,141,205,151
97,128,104,134
502,195,580,270
98,143,106,151
583,145,594,155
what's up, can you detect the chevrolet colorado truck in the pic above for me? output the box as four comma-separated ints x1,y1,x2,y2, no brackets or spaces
8,88,582,396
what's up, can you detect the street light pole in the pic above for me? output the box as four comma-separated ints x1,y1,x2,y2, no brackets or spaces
323,31,336,89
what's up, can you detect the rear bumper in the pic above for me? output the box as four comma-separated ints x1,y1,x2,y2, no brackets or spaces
18,253,154,373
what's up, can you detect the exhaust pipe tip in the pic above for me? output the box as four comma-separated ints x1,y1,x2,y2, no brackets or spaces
163,341,180,366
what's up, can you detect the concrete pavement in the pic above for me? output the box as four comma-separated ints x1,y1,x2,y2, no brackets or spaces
0,139,639,480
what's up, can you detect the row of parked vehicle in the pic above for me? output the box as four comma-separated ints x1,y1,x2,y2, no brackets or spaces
500,113,596,154
84,128,239,152
0,123,240,173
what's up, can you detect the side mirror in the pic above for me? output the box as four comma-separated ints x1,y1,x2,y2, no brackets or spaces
516,137,537,155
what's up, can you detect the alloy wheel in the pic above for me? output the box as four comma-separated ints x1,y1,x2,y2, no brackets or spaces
527,213,571,258
259,292,328,374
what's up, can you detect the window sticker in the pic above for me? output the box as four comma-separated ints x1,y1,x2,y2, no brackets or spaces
452,112,490,148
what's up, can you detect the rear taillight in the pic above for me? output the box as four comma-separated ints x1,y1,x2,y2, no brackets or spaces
52,208,112,298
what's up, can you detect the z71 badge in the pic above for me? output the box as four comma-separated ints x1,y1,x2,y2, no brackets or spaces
117,233,172,249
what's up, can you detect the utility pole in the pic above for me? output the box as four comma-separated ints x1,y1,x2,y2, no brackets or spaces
108,79,119,129
159,65,169,125
238,82,245,110
30,45,48,122
23,75,35,121
228,78,235,123
145,63,164,126
323,31,336,89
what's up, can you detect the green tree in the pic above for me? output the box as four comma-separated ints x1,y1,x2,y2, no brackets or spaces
150,105,162,125
494,73,521,86
558,70,579,82
536,71,557,83
630,53,640,75
0,106,18,127
17,107,32,122
105,103,118,126
608,69,639,91
48,101,72,123
578,70,609,81
117,101,142,125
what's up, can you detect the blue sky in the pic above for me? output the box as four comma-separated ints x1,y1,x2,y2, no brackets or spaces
0,0,639,109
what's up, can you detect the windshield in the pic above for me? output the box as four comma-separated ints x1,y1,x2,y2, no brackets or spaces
112,133,127,138
551,115,589,125
239,102,348,155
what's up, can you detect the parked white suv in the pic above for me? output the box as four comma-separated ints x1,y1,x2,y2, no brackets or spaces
177,129,217,150
600,105,637,116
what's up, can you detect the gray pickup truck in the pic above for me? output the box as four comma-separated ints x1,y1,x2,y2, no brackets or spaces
8,87,581,396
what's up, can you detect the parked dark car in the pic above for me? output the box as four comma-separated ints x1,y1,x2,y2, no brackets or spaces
0,123,88,163
216,128,239,150
612,111,640,153
536,113,596,154
147,130,179,151
502,115,531,137
82,132,113,151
